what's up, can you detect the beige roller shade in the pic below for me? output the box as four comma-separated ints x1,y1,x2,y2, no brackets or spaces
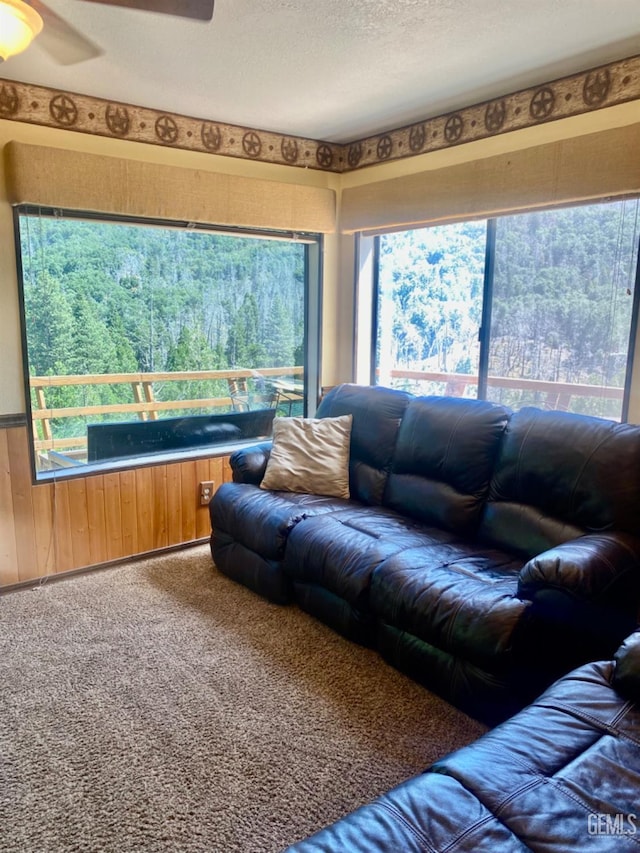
341,123,640,235
4,141,336,234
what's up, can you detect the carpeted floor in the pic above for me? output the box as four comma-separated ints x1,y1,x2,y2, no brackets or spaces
0,546,487,852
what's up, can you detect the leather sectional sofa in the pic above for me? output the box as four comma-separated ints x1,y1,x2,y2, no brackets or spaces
210,383,640,723
285,630,640,853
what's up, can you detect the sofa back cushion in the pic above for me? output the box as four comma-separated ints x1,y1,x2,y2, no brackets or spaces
383,396,511,534
479,406,640,558
316,383,411,505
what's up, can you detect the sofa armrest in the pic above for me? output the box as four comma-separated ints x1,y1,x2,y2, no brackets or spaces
518,533,640,608
613,630,640,702
517,534,640,662
229,441,272,485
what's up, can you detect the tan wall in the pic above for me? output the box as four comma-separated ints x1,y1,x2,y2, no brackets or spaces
340,101,640,420
1,101,640,586
0,120,346,414
0,122,346,587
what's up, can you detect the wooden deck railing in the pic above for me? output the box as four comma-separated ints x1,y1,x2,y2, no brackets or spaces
384,369,623,411
30,367,304,454
29,365,624,460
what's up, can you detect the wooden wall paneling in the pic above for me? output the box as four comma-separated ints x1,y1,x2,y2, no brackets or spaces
52,479,73,575
86,474,108,566
180,460,197,543
67,476,92,570
166,462,184,546
30,482,55,578
212,455,226,497
119,469,138,557
134,467,155,554
0,423,233,588
7,427,39,582
210,456,225,487
104,472,124,563
0,430,20,586
152,465,169,550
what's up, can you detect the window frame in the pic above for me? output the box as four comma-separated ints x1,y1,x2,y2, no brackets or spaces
14,206,323,483
366,200,640,423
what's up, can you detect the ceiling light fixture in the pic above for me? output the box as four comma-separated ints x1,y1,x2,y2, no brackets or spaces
0,0,43,62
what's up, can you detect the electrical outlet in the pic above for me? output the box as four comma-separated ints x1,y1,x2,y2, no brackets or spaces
199,481,214,506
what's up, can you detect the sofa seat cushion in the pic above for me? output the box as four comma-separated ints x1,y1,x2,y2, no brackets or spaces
210,482,353,560
286,657,640,853
432,658,640,849
286,770,527,852
371,544,527,669
284,507,457,608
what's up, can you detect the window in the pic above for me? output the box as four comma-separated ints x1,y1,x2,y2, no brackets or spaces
373,198,640,421
16,209,321,480
376,220,486,397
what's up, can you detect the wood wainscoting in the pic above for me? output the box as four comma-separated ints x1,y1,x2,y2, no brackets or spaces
0,424,232,588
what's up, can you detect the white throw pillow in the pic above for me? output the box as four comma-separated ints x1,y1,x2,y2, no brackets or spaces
260,415,352,499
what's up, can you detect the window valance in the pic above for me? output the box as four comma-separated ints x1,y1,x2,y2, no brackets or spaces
4,141,336,234
341,123,640,235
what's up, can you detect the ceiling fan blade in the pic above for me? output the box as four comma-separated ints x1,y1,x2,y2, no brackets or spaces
29,0,103,64
79,0,214,20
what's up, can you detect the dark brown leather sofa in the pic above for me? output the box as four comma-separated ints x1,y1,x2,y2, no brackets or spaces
285,630,640,853
209,383,640,723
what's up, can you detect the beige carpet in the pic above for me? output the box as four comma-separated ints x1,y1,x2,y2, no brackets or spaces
0,545,486,852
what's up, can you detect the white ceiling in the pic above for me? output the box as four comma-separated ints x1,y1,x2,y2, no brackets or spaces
2,0,640,143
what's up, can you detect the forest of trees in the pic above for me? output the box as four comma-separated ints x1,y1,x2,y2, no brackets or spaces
20,198,640,463
19,215,307,444
377,199,640,419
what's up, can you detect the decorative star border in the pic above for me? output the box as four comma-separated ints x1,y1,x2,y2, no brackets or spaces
0,54,638,174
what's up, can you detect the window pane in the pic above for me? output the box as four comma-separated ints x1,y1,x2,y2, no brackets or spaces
376,222,486,396
487,200,640,419
18,213,311,478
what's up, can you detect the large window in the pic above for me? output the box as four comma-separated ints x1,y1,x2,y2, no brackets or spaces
16,209,321,480
374,198,640,421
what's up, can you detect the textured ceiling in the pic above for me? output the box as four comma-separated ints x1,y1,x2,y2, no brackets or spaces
1,0,640,143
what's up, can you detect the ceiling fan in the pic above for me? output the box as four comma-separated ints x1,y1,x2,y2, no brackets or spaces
0,0,215,65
